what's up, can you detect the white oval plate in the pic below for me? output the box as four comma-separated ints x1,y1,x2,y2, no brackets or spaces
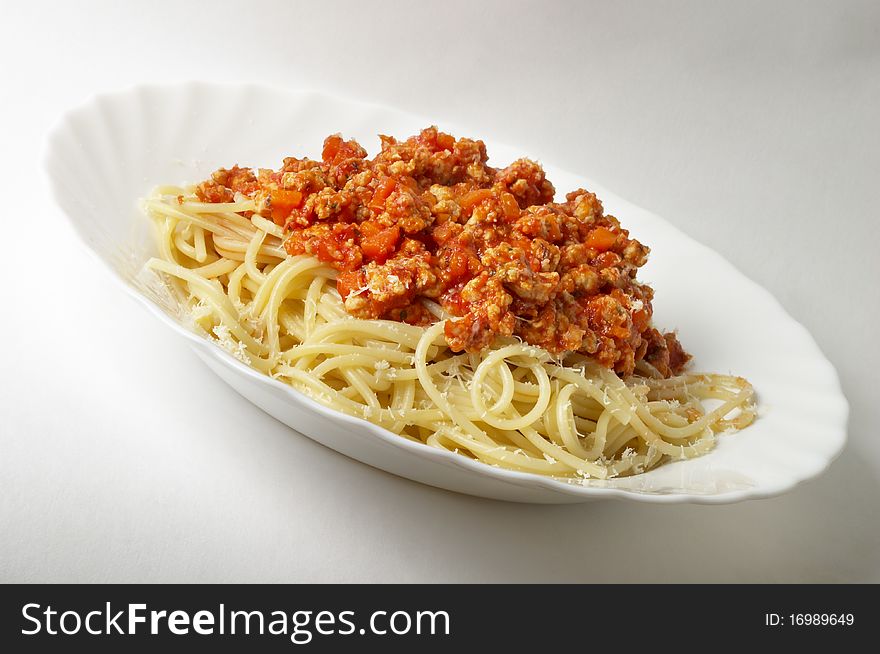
45,82,848,504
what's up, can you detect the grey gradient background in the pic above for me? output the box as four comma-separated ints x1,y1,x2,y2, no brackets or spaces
1,0,877,582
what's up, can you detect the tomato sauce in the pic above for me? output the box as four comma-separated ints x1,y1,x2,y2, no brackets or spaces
195,127,689,377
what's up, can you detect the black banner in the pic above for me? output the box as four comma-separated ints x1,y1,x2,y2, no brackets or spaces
0,584,872,651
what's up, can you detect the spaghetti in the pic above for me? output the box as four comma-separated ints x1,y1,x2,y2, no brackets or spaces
142,184,756,481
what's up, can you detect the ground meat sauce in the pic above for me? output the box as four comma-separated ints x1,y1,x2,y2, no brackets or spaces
195,128,690,378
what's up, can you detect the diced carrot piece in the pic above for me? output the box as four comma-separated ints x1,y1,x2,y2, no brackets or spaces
585,226,617,251
336,270,361,299
358,220,381,238
269,189,303,224
322,134,342,162
437,132,455,151
370,177,397,212
449,247,470,280
361,226,400,262
501,192,519,219
632,309,649,330
315,238,338,262
457,188,494,210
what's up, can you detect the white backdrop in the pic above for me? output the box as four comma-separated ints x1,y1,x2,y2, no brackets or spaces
1,0,877,582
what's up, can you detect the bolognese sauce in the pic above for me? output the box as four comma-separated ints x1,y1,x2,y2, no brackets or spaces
195,127,689,377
